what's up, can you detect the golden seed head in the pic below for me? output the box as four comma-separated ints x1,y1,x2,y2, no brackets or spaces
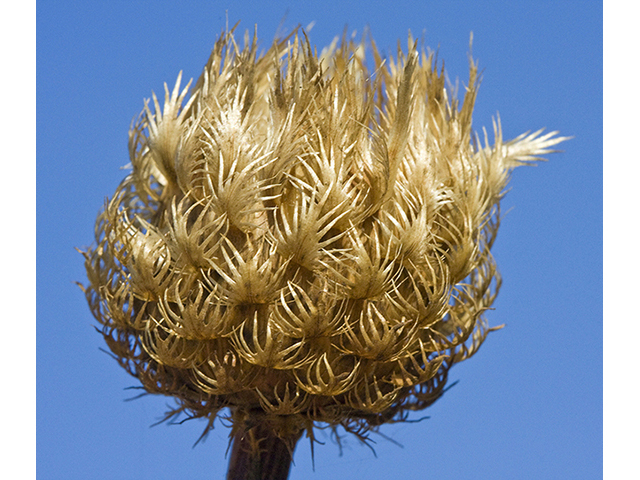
81,27,566,440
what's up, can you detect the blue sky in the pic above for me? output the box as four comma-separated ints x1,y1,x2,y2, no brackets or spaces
37,2,602,479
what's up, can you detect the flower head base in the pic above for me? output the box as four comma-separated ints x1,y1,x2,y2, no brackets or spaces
81,27,566,445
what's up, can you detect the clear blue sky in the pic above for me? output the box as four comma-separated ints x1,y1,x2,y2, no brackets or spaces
37,2,602,479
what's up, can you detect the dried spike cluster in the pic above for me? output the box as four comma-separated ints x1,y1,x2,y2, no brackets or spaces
81,27,566,444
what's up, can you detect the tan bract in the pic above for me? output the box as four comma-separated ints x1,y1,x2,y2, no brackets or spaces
81,27,566,444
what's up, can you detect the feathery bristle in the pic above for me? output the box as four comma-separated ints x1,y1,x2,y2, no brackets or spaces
81,26,566,446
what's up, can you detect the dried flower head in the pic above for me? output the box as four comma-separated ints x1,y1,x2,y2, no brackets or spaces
81,26,566,453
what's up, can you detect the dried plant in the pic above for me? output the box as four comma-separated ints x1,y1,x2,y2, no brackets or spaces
80,25,566,479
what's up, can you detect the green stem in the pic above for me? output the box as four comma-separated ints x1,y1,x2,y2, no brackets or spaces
226,416,303,480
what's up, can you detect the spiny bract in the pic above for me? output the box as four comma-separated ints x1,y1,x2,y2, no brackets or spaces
81,27,565,444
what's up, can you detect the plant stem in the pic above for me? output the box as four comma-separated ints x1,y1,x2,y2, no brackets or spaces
226,416,303,480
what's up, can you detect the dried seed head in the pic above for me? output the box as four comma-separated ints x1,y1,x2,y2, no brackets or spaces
81,26,567,443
